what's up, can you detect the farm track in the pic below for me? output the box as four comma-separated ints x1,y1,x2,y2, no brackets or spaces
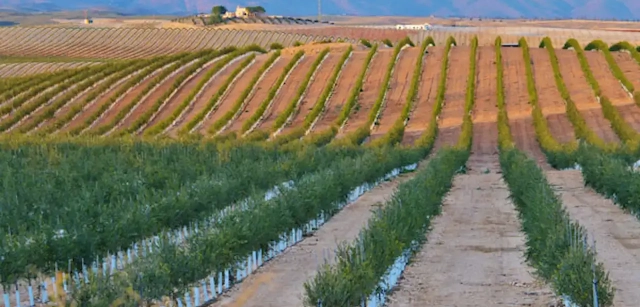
529,49,575,143
556,49,619,143
207,162,423,307
337,49,394,137
310,51,368,133
470,46,499,169
546,170,640,307
433,47,470,150
197,54,268,134
386,153,554,307
370,47,419,140
401,47,444,145
503,48,548,167
279,52,340,135
255,54,318,132
224,55,291,134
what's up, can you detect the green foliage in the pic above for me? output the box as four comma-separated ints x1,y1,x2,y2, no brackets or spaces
293,41,303,47
246,6,266,13
382,38,393,47
207,51,281,135
359,39,372,48
303,147,469,306
334,44,378,128
240,50,304,134
269,42,284,50
586,40,634,93
494,36,514,150
211,5,227,15
499,148,614,307
455,36,478,150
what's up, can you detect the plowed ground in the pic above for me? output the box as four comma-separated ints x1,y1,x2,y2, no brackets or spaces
471,46,498,163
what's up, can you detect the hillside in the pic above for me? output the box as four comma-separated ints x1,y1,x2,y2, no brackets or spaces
2,0,640,19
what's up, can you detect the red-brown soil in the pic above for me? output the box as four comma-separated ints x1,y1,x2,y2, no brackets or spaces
401,46,445,145
337,48,394,137
369,46,419,141
612,52,640,90
433,46,471,150
310,50,368,132
503,48,549,168
556,49,619,143
197,54,269,135
278,51,341,135
528,48,575,143
584,50,631,105
223,54,292,134
471,46,498,155
254,53,319,132
166,55,247,135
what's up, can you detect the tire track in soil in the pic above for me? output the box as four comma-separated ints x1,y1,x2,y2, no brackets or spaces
337,48,394,137
279,52,340,136
369,47,419,141
197,54,268,135
254,53,318,132
546,170,640,307
223,54,291,134
529,48,575,144
469,46,499,171
433,47,470,150
166,56,246,136
310,51,368,133
503,48,549,168
401,46,444,146
387,155,555,307
556,49,619,143
207,164,422,307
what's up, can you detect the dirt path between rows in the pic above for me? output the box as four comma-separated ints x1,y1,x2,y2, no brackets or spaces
224,54,292,134
197,54,268,135
279,52,341,136
387,154,554,307
208,166,421,307
166,55,248,136
255,53,318,132
529,48,575,144
310,50,368,133
584,50,631,105
503,48,549,168
613,51,640,90
470,46,499,169
433,47,470,150
369,47,419,141
337,49,394,137
401,47,444,146
546,170,640,307
556,49,619,143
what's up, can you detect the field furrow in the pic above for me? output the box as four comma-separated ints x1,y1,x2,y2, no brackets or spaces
370,47,418,140
402,46,444,145
255,53,318,132
556,49,619,143
503,48,547,165
337,49,394,136
546,170,640,307
387,156,553,307
433,47,470,150
470,46,498,163
223,55,290,134
310,50,368,132
279,52,341,135
197,54,269,134
584,50,632,105
529,48,575,143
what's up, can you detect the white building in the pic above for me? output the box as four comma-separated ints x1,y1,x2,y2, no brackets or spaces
396,23,432,30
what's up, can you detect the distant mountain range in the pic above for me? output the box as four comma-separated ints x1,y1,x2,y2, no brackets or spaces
1,0,639,20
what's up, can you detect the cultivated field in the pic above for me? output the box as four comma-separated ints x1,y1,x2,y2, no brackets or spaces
2,21,640,307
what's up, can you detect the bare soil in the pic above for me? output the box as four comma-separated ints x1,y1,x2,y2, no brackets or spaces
337,48,394,137
471,46,498,159
279,52,340,135
310,51,368,132
529,48,575,143
433,47,470,150
207,166,419,307
167,55,247,135
197,54,268,134
556,49,619,143
224,54,292,134
503,48,549,168
254,53,318,132
584,50,631,105
369,46,419,140
387,154,555,307
612,52,640,90
546,170,640,307
401,47,444,145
